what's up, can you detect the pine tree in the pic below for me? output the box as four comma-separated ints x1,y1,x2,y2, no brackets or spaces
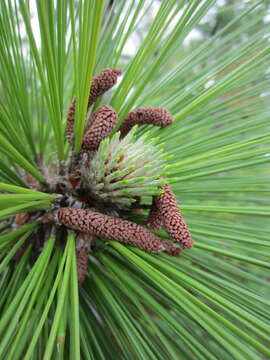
0,1,269,359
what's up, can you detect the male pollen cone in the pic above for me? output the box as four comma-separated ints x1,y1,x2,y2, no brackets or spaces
155,184,194,248
147,199,163,231
13,212,30,260
88,68,122,107
66,98,76,144
120,107,173,137
66,68,121,144
76,233,93,284
58,207,180,256
82,105,117,151
76,246,89,284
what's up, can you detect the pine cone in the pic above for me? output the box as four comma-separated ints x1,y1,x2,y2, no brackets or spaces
76,233,93,284
147,199,163,231
58,207,180,256
13,212,30,260
82,105,117,151
76,246,89,284
66,98,76,144
66,68,121,144
155,184,193,248
88,68,122,106
120,107,173,137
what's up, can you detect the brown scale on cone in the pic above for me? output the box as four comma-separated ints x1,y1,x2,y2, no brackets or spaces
66,98,76,144
76,246,89,284
147,199,163,231
15,212,29,227
13,212,30,261
65,68,121,144
120,107,173,138
154,183,193,248
81,105,117,152
58,207,180,256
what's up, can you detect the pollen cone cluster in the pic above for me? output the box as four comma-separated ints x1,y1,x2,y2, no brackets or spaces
63,67,193,284
58,207,181,256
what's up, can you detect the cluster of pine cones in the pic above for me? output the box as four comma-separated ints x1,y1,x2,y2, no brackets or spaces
57,68,193,283
12,68,193,284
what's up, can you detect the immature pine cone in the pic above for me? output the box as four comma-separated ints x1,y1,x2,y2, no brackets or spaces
155,184,193,248
82,105,117,151
120,107,173,137
58,207,180,256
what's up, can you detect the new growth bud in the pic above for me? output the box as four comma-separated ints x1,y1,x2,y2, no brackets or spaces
80,127,169,207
